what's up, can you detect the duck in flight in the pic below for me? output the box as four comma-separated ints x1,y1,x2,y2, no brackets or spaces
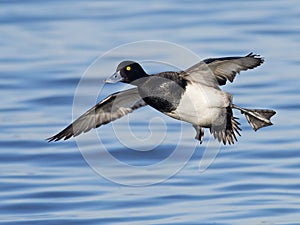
47,53,276,145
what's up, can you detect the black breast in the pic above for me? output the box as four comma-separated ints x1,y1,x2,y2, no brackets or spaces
137,72,187,113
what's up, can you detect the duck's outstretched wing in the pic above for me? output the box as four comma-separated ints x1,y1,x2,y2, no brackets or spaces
183,53,264,86
47,88,147,142
204,52,264,85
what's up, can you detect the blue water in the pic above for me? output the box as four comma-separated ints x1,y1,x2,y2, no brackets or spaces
1,0,300,224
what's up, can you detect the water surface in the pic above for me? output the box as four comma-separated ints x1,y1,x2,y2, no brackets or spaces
1,0,300,224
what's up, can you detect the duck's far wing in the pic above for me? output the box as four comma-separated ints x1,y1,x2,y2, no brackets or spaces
183,53,264,86
47,88,147,142
203,52,264,85
182,61,220,88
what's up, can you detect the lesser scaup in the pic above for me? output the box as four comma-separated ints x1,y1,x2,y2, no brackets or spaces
47,53,276,144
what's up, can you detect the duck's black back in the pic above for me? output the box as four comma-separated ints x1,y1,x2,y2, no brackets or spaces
137,72,188,113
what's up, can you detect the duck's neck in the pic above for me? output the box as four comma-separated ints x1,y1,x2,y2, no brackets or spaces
127,71,149,86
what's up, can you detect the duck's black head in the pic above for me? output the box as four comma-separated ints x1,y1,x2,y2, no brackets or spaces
106,61,148,84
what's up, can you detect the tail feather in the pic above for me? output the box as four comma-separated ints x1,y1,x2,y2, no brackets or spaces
232,104,276,131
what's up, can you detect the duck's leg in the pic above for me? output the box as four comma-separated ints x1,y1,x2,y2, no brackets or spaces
232,104,276,131
193,125,204,144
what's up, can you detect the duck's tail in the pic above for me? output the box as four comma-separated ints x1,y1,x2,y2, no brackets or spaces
232,104,276,131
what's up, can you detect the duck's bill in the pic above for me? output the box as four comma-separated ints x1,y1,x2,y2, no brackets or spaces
105,71,123,83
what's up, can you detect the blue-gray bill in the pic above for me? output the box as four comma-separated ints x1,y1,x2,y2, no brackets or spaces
105,71,123,83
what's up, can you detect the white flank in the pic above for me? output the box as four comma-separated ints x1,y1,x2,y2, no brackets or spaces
166,84,230,126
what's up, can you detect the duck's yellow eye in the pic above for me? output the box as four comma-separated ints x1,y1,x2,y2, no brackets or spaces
126,66,131,71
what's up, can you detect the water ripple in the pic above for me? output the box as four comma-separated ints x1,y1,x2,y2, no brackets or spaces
1,0,300,224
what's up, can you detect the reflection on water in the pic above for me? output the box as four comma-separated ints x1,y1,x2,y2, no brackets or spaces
0,0,300,224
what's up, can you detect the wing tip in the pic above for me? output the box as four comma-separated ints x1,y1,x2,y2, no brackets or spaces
46,136,59,142
46,134,71,142
46,128,74,142
246,52,264,65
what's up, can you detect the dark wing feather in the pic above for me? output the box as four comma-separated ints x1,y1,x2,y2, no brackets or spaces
47,88,147,142
204,52,264,85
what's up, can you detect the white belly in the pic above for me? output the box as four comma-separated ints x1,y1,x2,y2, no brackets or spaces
166,84,231,126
